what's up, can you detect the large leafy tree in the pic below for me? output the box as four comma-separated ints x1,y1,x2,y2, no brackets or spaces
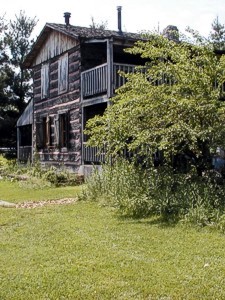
0,11,37,148
86,32,225,176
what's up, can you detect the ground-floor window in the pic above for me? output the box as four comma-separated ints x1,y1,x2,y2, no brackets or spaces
36,112,70,150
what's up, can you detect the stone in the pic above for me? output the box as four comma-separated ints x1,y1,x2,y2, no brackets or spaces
0,200,16,208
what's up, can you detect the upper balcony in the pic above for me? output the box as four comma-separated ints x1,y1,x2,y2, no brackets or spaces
81,62,136,102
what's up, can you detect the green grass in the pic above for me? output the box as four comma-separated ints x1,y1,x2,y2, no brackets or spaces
1,181,225,299
0,180,81,203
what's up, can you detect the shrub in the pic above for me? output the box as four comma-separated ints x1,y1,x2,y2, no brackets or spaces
80,159,151,217
0,155,18,177
0,156,83,188
81,158,225,227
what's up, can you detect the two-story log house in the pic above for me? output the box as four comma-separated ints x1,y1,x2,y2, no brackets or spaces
17,8,144,174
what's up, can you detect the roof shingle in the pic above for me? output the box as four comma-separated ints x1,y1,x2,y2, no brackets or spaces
23,23,143,68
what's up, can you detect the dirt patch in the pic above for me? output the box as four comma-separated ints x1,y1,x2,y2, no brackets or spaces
16,198,77,209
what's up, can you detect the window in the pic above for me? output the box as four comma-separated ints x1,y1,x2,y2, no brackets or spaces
43,116,54,147
58,53,68,94
36,113,69,150
41,63,49,99
36,116,53,149
59,113,69,147
54,112,69,148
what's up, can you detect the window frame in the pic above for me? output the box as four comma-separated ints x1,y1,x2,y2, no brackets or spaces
54,111,69,149
58,53,68,94
41,63,49,99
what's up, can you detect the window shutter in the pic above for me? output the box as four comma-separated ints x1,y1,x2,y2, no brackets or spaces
36,121,43,149
41,63,49,99
58,54,68,94
66,111,70,148
54,115,59,147
46,116,50,146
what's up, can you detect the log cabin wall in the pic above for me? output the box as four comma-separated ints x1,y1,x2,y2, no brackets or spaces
20,21,145,172
33,44,82,171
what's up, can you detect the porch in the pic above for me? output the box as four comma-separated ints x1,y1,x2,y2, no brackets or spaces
17,99,33,163
18,146,32,162
81,62,136,164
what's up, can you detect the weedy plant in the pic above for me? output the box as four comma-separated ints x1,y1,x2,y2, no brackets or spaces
81,158,225,228
80,159,151,217
0,155,83,188
0,155,17,176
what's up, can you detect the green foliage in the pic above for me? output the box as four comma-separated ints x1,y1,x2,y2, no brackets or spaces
0,11,37,148
4,11,38,107
209,16,225,50
83,27,225,228
42,166,81,187
0,156,82,188
0,154,9,168
85,32,225,176
82,159,225,227
81,160,150,217
0,154,16,174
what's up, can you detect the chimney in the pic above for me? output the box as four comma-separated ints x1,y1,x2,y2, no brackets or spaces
117,6,122,33
64,12,71,26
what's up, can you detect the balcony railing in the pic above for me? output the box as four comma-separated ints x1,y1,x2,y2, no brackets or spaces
81,63,136,99
83,143,105,163
81,63,108,98
113,63,135,89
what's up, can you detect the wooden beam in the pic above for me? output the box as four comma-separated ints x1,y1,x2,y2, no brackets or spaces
107,38,113,98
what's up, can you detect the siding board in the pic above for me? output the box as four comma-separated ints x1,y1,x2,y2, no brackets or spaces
33,31,78,66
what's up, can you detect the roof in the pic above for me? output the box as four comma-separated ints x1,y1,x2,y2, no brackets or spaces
47,23,142,40
23,23,143,68
17,99,33,127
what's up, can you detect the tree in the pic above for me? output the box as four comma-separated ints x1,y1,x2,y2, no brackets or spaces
4,10,37,112
209,16,225,50
0,11,37,149
85,32,225,176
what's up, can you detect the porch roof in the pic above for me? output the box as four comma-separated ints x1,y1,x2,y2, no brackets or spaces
17,99,33,127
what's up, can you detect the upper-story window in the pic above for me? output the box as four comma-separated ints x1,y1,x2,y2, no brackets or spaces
58,53,68,94
41,63,49,99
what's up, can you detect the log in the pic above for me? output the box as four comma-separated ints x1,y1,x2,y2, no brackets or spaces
0,200,16,208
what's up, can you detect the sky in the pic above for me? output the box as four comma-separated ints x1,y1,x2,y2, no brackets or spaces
3,0,225,39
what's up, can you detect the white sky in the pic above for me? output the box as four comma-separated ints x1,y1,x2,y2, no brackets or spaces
3,0,225,39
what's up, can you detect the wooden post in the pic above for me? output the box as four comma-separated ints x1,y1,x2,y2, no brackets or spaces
31,99,34,164
17,127,20,162
81,105,84,165
107,38,113,99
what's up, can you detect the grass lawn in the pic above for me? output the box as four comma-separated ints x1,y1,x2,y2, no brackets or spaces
0,180,81,203
1,181,225,299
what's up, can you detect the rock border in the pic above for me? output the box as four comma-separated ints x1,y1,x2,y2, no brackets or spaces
0,198,77,209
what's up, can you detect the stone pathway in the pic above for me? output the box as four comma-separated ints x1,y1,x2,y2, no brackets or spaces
0,198,77,209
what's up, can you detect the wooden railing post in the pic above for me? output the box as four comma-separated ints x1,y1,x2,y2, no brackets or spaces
107,38,113,98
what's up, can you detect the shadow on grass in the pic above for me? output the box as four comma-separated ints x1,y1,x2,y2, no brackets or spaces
116,213,181,228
